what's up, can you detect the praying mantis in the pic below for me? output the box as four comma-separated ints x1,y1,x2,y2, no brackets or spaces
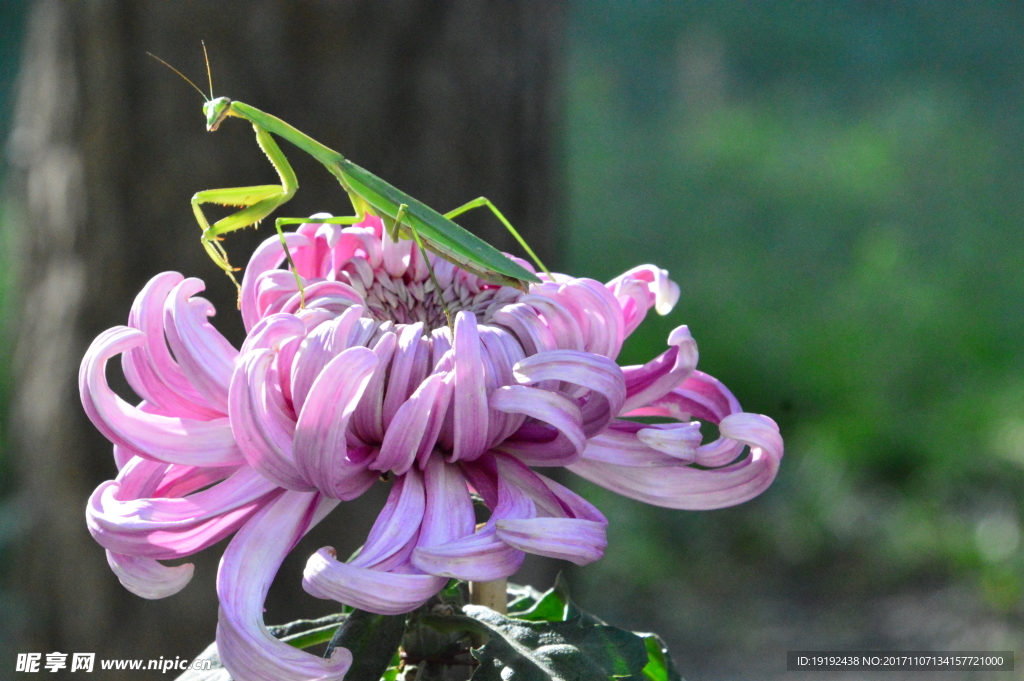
152,52,547,306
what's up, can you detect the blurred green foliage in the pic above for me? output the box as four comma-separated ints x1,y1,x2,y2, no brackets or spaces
0,2,28,505
0,1,29,671
566,0,1024,617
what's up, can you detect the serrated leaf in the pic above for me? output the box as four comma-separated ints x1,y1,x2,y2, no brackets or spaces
463,605,648,681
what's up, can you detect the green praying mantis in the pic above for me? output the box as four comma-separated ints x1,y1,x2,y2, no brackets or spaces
151,51,548,312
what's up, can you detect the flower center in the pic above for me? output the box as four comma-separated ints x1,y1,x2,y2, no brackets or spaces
337,265,523,333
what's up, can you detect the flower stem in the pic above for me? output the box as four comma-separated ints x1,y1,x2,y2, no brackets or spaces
469,579,507,614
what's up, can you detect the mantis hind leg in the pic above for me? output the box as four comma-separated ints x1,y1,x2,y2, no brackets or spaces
393,204,453,331
444,197,550,278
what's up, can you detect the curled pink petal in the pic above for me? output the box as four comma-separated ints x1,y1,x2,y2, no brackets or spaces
81,327,244,467
637,422,703,463
374,372,448,475
555,278,625,359
279,280,366,317
303,547,447,615
582,421,689,467
411,528,525,581
720,412,784,461
496,517,607,565
289,305,364,414
492,454,568,517
241,233,311,332
241,312,307,355
122,272,221,419
163,278,238,412
607,264,680,335
412,473,533,579
518,294,585,351
229,350,312,491
106,551,193,599
620,325,698,414
351,469,425,568
382,230,414,277
349,332,397,445
416,374,454,470
491,385,586,466
293,346,380,499
629,370,742,423
382,323,428,429
490,303,557,356
569,413,783,510
627,370,749,466
217,491,351,681
478,327,527,447
513,349,625,436
450,312,489,463
154,463,239,499
256,271,302,318
418,455,475,547
532,472,607,524
87,468,280,559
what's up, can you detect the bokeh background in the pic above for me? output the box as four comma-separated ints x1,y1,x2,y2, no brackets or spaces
3,2,1024,680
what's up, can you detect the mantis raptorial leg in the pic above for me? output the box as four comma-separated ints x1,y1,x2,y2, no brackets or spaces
190,124,297,290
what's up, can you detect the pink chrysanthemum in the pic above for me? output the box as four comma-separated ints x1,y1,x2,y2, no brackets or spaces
80,215,782,680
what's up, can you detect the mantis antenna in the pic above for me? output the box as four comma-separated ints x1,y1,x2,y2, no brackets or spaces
146,52,209,102
202,41,214,100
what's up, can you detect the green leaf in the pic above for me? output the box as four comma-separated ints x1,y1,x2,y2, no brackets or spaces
509,587,569,622
505,578,685,681
632,634,685,681
508,574,596,624
324,609,406,681
460,605,649,681
268,613,348,641
276,613,349,649
506,582,548,614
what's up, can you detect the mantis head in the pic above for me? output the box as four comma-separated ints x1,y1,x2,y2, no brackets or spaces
204,97,233,132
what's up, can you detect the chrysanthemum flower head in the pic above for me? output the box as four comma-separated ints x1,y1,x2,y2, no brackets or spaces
81,215,782,680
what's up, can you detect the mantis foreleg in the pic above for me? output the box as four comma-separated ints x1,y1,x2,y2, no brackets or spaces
191,124,298,293
444,197,551,278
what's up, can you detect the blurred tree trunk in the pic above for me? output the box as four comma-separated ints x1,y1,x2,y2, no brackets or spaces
6,0,562,668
